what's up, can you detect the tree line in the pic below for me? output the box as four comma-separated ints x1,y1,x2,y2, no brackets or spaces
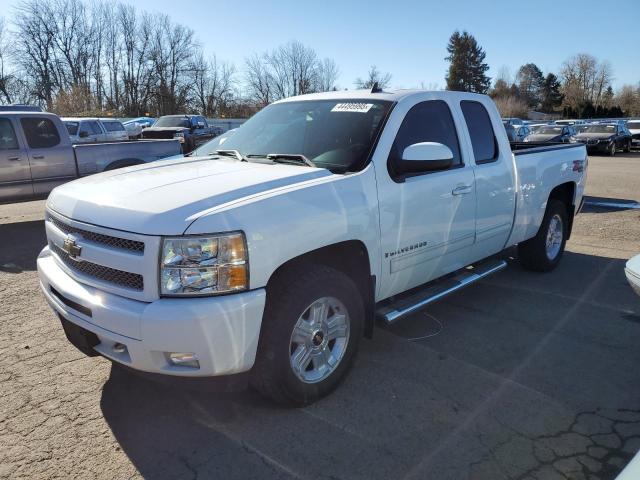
0,0,344,117
445,30,640,118
0,2,637,120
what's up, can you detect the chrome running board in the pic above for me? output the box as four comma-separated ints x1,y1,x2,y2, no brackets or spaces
376,259,507,324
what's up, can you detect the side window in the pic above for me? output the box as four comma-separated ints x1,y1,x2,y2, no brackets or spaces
460,101,498,164
20,117,60,149
79,121,91,136
0,118,19,150
89,121,103,135
390,100,462,176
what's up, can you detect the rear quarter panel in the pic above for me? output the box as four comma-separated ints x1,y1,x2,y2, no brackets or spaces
507,144,587,246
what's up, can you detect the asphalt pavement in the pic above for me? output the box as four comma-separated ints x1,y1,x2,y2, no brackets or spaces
1,153,639,480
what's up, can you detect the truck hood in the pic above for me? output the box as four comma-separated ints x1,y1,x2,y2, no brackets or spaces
143,126,189,134
47,156,333,235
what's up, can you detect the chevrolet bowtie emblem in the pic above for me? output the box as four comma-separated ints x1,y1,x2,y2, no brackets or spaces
63,236,82,260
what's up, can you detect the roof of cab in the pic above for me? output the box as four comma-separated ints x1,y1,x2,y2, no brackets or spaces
274,89,489,104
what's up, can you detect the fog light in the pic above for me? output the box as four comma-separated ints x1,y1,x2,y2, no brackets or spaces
167,352,200,369
113,343,127,354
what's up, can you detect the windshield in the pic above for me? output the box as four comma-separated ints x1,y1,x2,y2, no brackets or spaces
64,122,79,135
627,121,640,130
583,125,616,134
154,116,191,128
575,125,590,132
192,131,235,155
219,100,393,172
534,126,563,135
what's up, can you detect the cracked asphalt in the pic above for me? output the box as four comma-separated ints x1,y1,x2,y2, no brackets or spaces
1,154,640,479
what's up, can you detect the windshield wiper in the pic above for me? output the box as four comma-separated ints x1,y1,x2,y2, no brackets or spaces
247,153,316,167
215,149,247,161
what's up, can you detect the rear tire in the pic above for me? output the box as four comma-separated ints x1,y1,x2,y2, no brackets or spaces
518,199,568,272
251,265,364,406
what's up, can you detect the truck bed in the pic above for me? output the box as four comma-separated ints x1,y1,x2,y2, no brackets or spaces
73,139,182,176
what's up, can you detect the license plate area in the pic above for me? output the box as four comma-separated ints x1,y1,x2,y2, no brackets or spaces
58,315,100,357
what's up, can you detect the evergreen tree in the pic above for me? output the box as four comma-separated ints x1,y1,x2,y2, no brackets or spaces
516,63,544,108
540,73,563,113
445,31,491,93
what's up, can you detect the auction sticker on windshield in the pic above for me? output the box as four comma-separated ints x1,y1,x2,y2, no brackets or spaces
331,103,374,113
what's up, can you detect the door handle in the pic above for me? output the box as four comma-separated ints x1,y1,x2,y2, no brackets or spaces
8,156,21,161
32,155,45,159
452,185,472,195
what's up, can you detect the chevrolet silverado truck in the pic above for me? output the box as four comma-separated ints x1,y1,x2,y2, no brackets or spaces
141,114,216,153
37,90,588,406
0,112,181,203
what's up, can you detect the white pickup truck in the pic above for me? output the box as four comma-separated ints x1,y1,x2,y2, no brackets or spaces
37,90,588,405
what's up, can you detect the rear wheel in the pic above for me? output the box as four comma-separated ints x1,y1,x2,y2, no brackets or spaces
518,199,568,272
251,265,364,406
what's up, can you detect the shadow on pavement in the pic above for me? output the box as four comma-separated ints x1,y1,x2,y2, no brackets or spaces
0,220,46,273
99,250,640,480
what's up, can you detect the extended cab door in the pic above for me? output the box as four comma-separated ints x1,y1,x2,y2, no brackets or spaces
0,116,33,202
20,116,77,196
192,116,213,147
459,100,516,261
376,99,477,300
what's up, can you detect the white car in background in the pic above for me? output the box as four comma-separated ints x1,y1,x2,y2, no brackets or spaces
63,118,128,144
627,120,640,149
63,117,106,143
101,119,129,142
626,254,640,296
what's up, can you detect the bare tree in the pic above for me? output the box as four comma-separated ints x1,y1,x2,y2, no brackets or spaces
191,53,236,116
354,65,392,89
245,53,272,106
316,58,339,92
560,53,613,110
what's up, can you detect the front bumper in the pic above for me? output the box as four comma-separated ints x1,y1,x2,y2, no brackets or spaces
625,265,640,297
585,142,611,153
37,246,266,377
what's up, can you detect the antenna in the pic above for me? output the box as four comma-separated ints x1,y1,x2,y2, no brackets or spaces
370,82,382,93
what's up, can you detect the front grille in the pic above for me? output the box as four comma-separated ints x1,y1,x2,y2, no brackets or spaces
48,215,144,253
51,243,144,291
142,130,174,139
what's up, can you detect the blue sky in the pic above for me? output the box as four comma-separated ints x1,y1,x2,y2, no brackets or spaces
4,0,640,90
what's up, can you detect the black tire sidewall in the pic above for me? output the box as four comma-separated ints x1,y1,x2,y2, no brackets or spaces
253,266,364,405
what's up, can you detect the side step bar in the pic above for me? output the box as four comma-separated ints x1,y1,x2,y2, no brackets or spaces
376,259,507,324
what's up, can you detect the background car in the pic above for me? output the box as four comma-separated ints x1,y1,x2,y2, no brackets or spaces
525,125,576,143
627,120,640,149
100,119,129,142
141,114,215,153
121,120,143,139
574,123,632,156
62,117,107,143
555,119,586,126
625,254,640,296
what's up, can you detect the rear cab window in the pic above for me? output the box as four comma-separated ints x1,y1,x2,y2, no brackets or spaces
460,101,498,164
20,117,61,149
0,118,19,150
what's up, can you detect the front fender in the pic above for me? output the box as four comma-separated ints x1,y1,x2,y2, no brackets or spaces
185,165,382,291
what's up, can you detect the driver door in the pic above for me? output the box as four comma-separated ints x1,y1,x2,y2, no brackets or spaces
376,99,476,300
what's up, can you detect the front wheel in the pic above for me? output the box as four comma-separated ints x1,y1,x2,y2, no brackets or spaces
518,199,568,272
251,265,364,406
624,141,631,153
609,142,616,156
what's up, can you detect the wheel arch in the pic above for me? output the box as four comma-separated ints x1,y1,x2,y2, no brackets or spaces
548,181,576,239
265,240,376,338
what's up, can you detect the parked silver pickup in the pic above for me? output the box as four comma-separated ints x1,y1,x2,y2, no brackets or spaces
0,111,182,203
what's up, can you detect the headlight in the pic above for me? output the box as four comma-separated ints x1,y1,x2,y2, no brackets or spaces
160,233,248,296
174,132,185,143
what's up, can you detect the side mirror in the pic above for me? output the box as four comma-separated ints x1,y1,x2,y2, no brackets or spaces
399,142,453,173
79,131,89,138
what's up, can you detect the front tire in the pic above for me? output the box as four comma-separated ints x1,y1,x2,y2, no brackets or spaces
609,142,616,156
251,265,364,406
624,141,631,153
518,199,568,272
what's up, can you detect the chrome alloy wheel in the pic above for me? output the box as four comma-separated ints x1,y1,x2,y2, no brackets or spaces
289,296,350,384
545,213,563,260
